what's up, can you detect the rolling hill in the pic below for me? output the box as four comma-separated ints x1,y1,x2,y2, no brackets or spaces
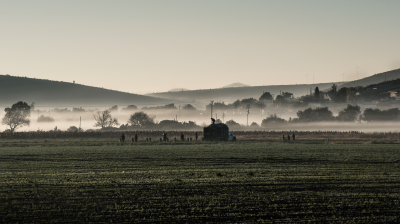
335,68,400,89
0,75,168,107
147,82,346,103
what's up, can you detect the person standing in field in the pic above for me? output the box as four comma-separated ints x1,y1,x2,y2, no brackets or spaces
163,132,167,142
292,133,295,141
287,135,290,141
283,135,285,141
121,133,125,142
195,132,198,141
135,133,138,142
181,133,184,142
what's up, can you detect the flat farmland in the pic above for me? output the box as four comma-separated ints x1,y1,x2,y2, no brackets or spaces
1,140,400,223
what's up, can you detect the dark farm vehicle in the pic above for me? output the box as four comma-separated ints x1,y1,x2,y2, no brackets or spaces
203,123,236,141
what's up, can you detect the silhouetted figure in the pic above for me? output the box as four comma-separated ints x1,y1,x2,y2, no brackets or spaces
132,138,134,142
135,134,138,142
211,118,215,124
287,135,290,141
163,133,167,142
195,132,198,141
181,133,184,142
283,135,285,141
121,133,125,142
292,134,295,141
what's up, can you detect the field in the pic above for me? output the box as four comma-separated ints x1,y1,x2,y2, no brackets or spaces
1,139,400,223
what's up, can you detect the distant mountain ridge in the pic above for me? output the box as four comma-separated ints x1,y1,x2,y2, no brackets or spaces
0,75,167,107
168,88,190,92
222,82,249,88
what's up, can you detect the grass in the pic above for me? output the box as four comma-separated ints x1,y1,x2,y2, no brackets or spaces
1,139,400,222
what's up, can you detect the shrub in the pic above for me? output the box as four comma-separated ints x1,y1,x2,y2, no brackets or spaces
37,115,55,123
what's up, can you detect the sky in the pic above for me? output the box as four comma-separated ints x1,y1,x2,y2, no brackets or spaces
1,0,400,94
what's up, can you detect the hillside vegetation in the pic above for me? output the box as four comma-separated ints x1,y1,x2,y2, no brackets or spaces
0,75,167,107
148,82,344,103
336,68,400,89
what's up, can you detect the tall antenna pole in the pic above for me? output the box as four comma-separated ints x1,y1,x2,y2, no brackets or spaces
210,100,214,119
246,104,251,126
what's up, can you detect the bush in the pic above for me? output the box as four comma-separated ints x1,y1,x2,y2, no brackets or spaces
67,126,83,132
37,115,55,123
261,114,286,127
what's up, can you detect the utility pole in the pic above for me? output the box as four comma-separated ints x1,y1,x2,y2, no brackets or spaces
178,104,181,121
246,104,251,126
210,101,214,120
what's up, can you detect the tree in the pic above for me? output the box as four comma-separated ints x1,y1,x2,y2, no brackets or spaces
67,126,83,132
37,115,55,123
275,95,285,102
128,111,155,128
182,104,197,110
297,107,334,122
281,92,293,99
261,114,286,127
250,122,259,127
2,101,31,132
328,84,337,95
108,105,118,112
30,102,35,110
346,88,357,103
314,87,320,100
93,110,119,129
259,92,273,101
121,105,138,111
363,108,400,121
226,119,241,128
337,104,361,122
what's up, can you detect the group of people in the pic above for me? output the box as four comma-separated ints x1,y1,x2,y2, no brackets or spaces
119,133,138,142
283,134,295,141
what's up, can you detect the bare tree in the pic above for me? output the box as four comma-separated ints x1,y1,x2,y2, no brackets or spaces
93,110,119,129
246,104,251,126
2,101,31,132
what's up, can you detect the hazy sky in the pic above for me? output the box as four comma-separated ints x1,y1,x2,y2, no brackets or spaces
1,0,399,94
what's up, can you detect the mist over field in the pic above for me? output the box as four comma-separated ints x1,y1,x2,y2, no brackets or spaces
2,105,400,133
